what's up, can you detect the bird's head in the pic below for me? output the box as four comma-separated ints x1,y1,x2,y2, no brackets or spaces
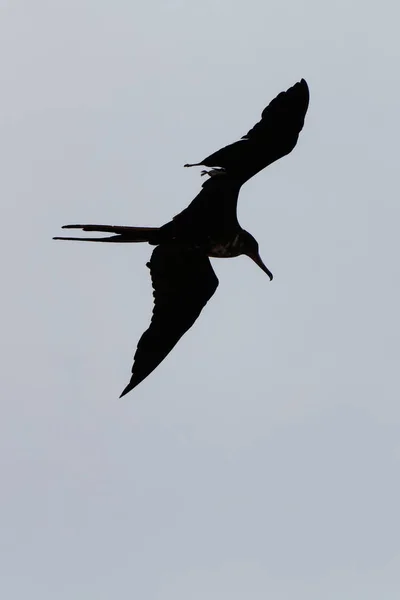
239,230,273,281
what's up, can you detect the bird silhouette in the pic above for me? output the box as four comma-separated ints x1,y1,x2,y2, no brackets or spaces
54,78,309,397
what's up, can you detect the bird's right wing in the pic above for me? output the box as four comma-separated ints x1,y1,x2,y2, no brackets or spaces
186,79,309,183
120,244,219,396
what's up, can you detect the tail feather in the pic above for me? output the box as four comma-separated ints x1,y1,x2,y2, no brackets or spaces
54,224,159,243
53,234,134,242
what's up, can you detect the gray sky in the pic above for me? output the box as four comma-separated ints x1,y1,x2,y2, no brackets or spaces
1,1,400,598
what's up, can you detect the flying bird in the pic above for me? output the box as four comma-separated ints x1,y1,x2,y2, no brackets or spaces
54,78,309,397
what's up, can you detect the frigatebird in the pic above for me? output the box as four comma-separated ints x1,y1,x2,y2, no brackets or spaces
54,78,309,397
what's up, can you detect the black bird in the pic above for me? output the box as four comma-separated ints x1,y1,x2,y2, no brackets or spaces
54,78,309,397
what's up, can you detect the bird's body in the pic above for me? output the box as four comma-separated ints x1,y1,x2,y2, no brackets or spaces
54,78,310,396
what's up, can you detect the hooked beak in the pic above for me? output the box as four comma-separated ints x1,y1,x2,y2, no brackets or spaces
248,252,273,281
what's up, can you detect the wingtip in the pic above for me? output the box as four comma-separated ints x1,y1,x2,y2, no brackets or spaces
300,78,309,89
119,382,135,398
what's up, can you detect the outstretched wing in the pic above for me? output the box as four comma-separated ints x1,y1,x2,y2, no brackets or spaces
188,79,309,184
120,245,219,396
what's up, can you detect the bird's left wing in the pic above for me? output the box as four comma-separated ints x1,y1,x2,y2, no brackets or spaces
120,245,219,396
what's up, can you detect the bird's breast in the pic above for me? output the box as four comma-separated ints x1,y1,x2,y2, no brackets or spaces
207,235,242,258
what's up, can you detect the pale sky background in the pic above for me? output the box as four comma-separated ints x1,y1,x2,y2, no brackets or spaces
1,1,400,598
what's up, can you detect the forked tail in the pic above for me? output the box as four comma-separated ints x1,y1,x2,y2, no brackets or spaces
53,224,159,243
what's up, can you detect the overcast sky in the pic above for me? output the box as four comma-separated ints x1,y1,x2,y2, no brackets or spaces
1,1,400,598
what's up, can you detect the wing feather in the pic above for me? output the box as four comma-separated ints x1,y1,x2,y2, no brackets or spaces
120,245,219,396
193,79,309,183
